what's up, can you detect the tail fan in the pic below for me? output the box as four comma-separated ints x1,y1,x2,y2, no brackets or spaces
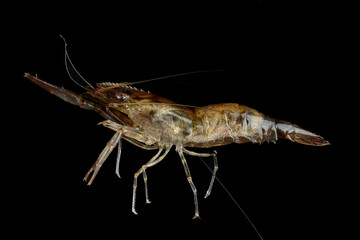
275,120,330,146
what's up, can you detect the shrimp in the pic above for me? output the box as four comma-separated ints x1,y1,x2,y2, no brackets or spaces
24,72,329,220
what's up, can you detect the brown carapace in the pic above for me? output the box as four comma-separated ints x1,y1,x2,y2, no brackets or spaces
25,73,329,220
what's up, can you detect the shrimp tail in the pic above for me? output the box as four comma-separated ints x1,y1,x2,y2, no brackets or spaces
275,120,330,146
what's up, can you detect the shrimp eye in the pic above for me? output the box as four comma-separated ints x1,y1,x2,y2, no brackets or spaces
115,92,129,101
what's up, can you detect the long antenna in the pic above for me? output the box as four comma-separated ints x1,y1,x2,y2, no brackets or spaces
126,70,223,86
60,35,95,90
97,70,223,91
199,157,264,240
59,36,222,90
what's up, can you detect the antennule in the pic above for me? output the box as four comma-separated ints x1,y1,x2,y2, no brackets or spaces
60,35,95,90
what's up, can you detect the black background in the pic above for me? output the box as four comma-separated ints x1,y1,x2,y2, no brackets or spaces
6,1,356,239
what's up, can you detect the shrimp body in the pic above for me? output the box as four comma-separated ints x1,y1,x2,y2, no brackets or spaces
112,100,328,148
25,73,329,220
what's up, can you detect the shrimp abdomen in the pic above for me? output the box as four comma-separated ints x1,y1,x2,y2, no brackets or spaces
190,103,329,147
